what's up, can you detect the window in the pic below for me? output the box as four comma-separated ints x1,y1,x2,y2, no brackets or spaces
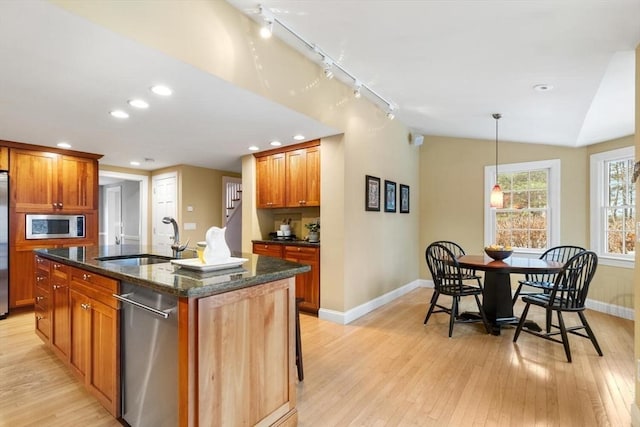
485,159,560,253
590,147,635,267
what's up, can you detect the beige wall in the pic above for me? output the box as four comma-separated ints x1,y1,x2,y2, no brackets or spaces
419,134,635,311
634,43,639,417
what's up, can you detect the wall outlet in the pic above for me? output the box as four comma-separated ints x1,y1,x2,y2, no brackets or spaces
187,205,194,212
184,222,196,230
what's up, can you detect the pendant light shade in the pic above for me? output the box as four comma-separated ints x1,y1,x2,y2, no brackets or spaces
490,113,504,208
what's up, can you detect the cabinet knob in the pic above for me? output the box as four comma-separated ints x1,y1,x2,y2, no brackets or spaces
82,273,91,281
36,315,44,320
80,303,91,311
36,258,43,264
53,264,60,269
36,276,43,282
297,247,301,252
36,296,45,302
52,284,63,290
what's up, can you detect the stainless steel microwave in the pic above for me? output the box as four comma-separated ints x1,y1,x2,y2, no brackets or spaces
26,214,85,239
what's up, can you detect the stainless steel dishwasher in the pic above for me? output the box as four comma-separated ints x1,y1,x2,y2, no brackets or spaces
115,282,178,427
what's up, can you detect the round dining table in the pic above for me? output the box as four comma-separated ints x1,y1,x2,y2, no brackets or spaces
456,255,564,335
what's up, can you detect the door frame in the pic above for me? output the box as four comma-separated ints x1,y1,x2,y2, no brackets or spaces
98,170,149,246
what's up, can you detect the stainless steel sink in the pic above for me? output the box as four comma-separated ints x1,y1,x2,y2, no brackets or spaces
95,254,174,266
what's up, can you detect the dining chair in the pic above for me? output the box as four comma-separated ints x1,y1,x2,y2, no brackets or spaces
424,242,490,337
512,245,585,305
432,240,483,287
513,250,602,362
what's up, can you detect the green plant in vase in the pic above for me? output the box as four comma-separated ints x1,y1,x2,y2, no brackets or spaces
304,220,320,242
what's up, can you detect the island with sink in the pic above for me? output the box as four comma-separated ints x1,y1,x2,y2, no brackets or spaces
33,244,309,427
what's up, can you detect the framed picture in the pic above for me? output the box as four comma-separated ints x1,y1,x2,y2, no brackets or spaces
365,175,381,211
384,180,396,212
400,184,410,213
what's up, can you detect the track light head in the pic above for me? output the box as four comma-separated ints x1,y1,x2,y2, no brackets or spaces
386,104,396,120
353,80,362,98
322,58,334,79
259,4,274,38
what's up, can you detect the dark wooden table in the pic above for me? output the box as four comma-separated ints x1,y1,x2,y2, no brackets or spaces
456,255,564,335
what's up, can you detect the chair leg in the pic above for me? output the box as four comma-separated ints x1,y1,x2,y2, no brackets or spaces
557,311,572,363
474,294,491,334
424,291,440,324
295,298,304,381
545,309,552,333
448,296,458,337
578,311,603,357
513,303,530,342
512,283,523,306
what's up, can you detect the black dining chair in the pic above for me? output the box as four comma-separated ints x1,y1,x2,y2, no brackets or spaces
513,250,602,362
424,243,490,337
512,245,585,305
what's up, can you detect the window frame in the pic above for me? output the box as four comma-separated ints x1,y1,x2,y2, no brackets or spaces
589,146,635,268
484,159,561,256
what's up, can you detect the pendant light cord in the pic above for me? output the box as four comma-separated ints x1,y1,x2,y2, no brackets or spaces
493,113,502,182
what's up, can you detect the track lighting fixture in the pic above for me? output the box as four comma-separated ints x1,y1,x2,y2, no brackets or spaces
253,4,397,118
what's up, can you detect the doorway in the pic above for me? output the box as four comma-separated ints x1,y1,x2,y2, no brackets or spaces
151,172,177,250
98,170,148,246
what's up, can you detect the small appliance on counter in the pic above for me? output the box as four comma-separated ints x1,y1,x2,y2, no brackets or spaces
268,232,298,241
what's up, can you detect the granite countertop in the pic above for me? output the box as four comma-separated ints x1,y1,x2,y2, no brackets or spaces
35,245,310,298
252,239,320,248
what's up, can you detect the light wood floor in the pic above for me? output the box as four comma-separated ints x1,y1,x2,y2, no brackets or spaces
0,288,633,426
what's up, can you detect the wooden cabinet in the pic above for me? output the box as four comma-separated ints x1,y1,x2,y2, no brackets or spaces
10,149,97,212
255,141,320,209
256,152,286,208
50,262,70,360
12,250,36,308
33,256,120,418
0,146,8,170
283,245,320,314
286,145,320,207
34,256,51,342
68,267,120,416
253,242,320,315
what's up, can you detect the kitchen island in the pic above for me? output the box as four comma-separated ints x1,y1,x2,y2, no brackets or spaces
34,245,309,427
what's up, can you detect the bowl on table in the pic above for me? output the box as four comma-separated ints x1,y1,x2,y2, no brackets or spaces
484,247,513,260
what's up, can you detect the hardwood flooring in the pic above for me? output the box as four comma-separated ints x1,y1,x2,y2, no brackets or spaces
0,288,633,426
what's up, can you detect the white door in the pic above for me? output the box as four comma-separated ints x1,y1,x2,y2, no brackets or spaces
105,186,122,245
152,172,178,249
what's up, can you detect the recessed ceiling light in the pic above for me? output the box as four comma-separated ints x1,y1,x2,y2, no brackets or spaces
248,146,260,151
270,140,282,146
151,85,173,96
293,134,305,141
533,84,554,92
56,142,71,149
130,161,141,166
110,110,129,119
128,99,149,109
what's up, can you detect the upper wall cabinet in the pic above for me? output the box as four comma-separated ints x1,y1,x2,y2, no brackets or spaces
10,149,98,212
255,141,320,209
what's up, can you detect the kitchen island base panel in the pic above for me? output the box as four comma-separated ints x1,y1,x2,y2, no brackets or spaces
197,277,297,426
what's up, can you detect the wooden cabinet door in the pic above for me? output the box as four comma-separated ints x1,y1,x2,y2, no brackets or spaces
0,147,8,171
69,286,90,380
286,149,306,207
11,249,35,307
256,153,285,208
283,246,320,314
303,145,321,206
59,155,97,211
50,263,70,359
10,149,57,211
87,298,119,416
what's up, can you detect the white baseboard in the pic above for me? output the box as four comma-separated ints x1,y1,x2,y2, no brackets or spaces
585,298,634,320
318,279,428,325
632,402,640,427
317,279,632,325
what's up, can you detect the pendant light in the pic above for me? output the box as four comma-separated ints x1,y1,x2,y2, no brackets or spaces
490,113,504,208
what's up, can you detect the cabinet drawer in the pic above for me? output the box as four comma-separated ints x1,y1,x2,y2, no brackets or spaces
51,262,69,280
35,304,50,338
34,288,49,311
252,243,284,258
283,246,319,259
35,271,49,292
71,267,118,294
35,256,51,273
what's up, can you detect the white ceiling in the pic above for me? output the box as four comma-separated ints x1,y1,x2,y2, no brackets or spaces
1,1,639,174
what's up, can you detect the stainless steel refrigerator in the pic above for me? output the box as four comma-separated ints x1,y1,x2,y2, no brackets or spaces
0,172,8,319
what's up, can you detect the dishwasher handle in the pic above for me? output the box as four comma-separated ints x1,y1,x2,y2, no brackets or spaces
113,292,175,319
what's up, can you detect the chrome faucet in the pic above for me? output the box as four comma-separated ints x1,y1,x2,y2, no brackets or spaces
162,217,189,257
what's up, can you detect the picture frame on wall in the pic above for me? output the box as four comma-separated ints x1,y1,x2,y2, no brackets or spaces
400,184,410,213
384,180,396,213
365,175,381,211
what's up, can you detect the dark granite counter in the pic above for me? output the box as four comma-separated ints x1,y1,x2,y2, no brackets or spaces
35,245,310,298
252,239,320,248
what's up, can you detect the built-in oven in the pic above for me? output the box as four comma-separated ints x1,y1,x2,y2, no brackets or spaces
25,214,85,239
